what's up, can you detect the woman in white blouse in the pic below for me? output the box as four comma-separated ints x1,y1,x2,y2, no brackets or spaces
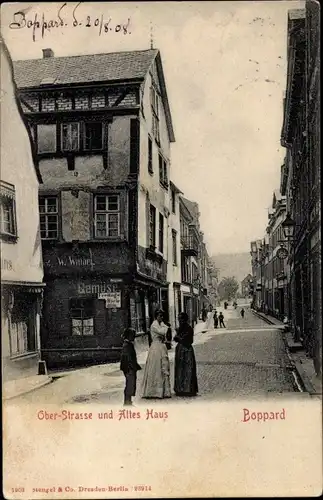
141,309,171,399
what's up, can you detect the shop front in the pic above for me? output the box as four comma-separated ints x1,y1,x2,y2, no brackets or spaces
181,284,193,325
41,276,128,368
2,282,44,382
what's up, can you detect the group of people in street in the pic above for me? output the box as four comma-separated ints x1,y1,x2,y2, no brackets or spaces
120,301,248,405
120,309,198,405
213,310,226,328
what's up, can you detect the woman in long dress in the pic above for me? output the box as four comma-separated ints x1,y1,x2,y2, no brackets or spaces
141,309,171,399
174,312,198,397
206,304,213,329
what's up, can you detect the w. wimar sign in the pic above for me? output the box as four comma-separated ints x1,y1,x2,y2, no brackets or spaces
45,255,95,267
56,256,95,267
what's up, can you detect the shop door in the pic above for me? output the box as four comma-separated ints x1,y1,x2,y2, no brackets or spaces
183,296,193,324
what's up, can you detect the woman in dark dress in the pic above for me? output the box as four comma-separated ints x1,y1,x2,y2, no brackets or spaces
174,312,198,397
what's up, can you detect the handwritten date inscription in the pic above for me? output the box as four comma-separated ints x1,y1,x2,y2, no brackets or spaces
9,3,132,42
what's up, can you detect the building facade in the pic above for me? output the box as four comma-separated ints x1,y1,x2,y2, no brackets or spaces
281,9,308,345
1,39,44,382
250,239,264,311
179,197,200,326
14,48,176,368
263,190,288,320
241,274,253,297
281,5,321,375
166,181,182,330
306,0,321,376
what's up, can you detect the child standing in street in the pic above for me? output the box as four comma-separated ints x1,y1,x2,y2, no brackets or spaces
219,312,226,328
213,310,219,329
120,328,141,406
240,308,245,319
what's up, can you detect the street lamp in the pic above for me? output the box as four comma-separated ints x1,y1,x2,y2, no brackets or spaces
281,213,298,341
282,213,296,240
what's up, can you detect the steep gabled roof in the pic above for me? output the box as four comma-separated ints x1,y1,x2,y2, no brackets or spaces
180,196,200,223
13,48,175,142
13,49,159,88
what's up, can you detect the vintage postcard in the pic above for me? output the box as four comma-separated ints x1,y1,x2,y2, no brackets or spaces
1,1,322,498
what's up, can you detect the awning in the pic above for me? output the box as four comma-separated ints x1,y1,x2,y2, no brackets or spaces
0,180,15,199
2,281,45,293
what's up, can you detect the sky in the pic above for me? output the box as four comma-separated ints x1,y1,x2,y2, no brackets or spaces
1,0,304,255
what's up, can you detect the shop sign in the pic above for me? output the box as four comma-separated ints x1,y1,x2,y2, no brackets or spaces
56,255,95,267
192,287,199,295
98,292,121,308
45,252,95,268
277,247,288,260
181,284,191,294
77,282,119,295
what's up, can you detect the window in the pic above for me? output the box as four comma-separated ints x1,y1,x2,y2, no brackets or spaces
181,255,191,283
37,122,105,154
159,153,168,187
159,155,163,184
158,213,164,253
61,123,79,151
84,122,103,150
148,136,153,174
171,189,176,214
39,196,59,239
163,161,168,185
94,194,120,238
149,204,156,248
0,182,17,239
37,124,57,153
70,298,94,336
152,114,160,144
172,229,177,265
150,85,159,118
192,263,198,284
150,83,160,143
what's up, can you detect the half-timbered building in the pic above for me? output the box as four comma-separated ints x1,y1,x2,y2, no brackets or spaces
13,48,175,368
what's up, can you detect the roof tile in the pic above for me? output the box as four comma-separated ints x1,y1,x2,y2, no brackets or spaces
13,49,158,88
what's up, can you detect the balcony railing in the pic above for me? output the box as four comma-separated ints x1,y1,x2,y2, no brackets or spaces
181,234,199,256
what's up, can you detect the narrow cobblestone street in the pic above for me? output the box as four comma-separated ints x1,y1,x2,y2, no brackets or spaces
17,306,303,406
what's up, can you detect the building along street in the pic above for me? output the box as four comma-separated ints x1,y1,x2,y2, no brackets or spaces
12,304,307,407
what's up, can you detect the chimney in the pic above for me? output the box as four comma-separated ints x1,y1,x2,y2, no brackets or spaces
42,48,54,58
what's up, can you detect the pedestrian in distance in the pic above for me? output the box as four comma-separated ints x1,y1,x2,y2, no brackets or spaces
205,304,213,329
240,308,245,319
174,312,198,397
213,310,219,329
201,306,207,322
120,328,142,406
219,311,226,328
141,309,171,399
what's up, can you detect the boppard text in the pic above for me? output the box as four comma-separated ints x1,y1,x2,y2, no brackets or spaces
9,3,132,42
